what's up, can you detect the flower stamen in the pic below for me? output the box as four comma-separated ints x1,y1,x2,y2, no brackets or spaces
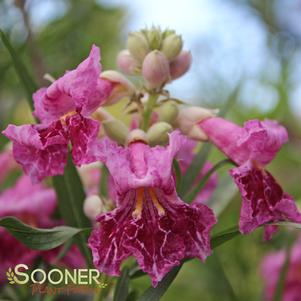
132,187,144,219
149,188,165,216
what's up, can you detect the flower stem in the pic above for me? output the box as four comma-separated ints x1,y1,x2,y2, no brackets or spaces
142,93,158,131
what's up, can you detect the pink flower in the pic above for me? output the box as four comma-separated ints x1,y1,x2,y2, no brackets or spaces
88,131,216,286
261,238,301,301
199,117,301,238
0,149,17,184
0,154,85,280
3,45,113,182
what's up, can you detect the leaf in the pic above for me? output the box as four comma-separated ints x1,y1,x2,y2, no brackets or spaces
275,221,301,229
211,226,240,249
184,159,234,203
137,266,181,301
53,155,92,265
172,160,182,191
179,143,212,197
0,216,83,250
114,267,130,301
0,29,37,111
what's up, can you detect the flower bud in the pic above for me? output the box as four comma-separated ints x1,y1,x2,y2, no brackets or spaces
144,27,162,50
83,195,104,221
142,50,170,89
147,122,172,146
103,119,129,145
116,49,140,75
177,106,218,141
161,34,183,60
100,70,135,106
127,129,148,145
92,108,114,123
127,32,149,62
158,102,179,125
170,50,192,80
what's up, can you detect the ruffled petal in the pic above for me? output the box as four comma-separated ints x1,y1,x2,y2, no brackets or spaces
199,117,288,166
97,131,186,194
3,122,68,183
230,162,301,235
0,175,56,217
89,189,216,286
33,45,113,123
66,113,100,166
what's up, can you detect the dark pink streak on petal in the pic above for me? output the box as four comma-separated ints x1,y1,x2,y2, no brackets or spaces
230,163,301,236
66,113,100,166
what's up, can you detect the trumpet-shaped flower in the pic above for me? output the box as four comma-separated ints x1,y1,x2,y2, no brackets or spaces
88,131,216,286
198,117,301,238
3,45,113,182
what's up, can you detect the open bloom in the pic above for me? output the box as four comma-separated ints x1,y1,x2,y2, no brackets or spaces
198,117,301,239
0,149,85,281
88,131,216,286
3,45,113,183
261,237,301,301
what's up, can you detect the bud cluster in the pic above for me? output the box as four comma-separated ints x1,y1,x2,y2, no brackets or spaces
117,27,192,89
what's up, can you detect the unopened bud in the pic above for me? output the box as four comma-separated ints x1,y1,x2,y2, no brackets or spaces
83,195,104,220
158,102,179,125
100,70,135,106
147,122,172,146
127,32,149,62
103,119,129,145
92,108,114,122
161,34,183,60
177,106,218,141
142,50,170,89
127,129,148,145
144,27,162,50
170,50,192,80
116,49,140,75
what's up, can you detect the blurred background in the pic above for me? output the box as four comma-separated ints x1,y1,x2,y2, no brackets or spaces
0,0,301,300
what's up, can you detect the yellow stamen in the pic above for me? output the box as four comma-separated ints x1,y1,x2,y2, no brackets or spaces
60,110,77,125
132,188,144,219
149,188,165,216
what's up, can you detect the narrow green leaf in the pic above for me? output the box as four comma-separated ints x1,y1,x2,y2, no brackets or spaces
137,265,181,301
211,226,240,249
0,29,37,111
185,159,234,202
179,143,212,197
53,155,92,265
218,83,240,118
172,160,182,191
275,221,301,229
0,216,83,250
100,165,109,198
114,267,130,301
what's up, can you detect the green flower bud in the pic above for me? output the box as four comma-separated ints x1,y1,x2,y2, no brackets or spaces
158,102,179,125
127,32,150,62
161,34,183,60
147,122,172,146
103,119,129,145
144,27,162,50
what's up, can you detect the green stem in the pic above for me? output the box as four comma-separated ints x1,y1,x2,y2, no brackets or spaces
142,93,158,131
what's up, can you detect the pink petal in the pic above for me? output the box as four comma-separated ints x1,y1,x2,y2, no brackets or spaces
89,189,216,286
97,131,186,194
199,117,288,166
0,175,56,217
3,122,68,182
230,162,301,235
33,45,113,123
66,113,100,166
